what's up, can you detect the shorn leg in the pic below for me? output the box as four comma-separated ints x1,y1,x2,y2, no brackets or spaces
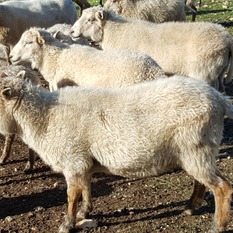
59,183,82,233
24,148,37,172
59,174,92,233
208,169,232,232
184,180,206,215
0,134,15,164
186,168,232,232
76,175,93,221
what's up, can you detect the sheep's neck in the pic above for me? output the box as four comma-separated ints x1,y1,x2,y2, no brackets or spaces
39,44,61,82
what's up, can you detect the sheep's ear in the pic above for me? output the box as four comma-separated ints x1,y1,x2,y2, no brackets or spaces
0,72,7,78
96,10,105,20
1,87,13,100
37,35,45,45
53,30,62,39
16,70,26,80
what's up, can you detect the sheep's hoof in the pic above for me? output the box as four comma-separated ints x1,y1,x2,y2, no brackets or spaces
58,221,74,233
76,219,98,230
0,157,6,164
76,209,87,221
183,208,193,216
208,224,225,233
23,165,33,174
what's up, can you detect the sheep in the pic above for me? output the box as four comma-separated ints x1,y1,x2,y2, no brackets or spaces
0,65,41,171
9,28,166,92
70,6,233,92
103,0,186,23
0,43,10,66
0,72,232,233
45,24,90,46
0,0,77,57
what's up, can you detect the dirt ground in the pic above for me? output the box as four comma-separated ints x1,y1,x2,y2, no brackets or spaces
0,79,233,233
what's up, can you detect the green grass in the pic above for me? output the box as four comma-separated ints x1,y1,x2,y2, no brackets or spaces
187,0,233,34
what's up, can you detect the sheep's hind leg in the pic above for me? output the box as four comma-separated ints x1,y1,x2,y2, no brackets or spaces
0,135,15,164
208,170,232,232
24,148,37,173
186,167,232,232
184,180,206,215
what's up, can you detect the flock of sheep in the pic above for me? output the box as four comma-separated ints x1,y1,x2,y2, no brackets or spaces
0,0,233,233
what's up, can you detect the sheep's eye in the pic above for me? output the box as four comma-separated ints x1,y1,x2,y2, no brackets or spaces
87,18,94,24
24,41,32,46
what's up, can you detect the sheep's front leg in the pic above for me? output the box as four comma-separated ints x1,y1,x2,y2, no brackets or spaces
0,134,15,164
59,182,82,233
184,180,206,215
77,175,93,221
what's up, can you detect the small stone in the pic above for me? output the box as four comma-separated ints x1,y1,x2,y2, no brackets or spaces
28,212,34,217
34,206,44,212
5,216,13,222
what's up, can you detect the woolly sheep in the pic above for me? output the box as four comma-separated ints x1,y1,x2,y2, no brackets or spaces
104,0,186,23
0,0,77,52
0,73,232,233
70,6,233,92
0,65,41,171
45,24,90,46
9,28,166,91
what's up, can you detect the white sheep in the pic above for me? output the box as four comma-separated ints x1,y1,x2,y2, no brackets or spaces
0,73,232,233
0,0,77,53
70,6,233,92
45,24,90,46
104,0,186,23
0,65,41,171
9,28,166,91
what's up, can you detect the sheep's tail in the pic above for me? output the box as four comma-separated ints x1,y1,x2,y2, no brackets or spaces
224,43,233,84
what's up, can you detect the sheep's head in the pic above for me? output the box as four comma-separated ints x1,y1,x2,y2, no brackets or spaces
0,71,26,135
9,28,45,70
104,0,123,15
70,6,106,43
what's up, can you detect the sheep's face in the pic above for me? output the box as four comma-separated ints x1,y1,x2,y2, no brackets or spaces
10,29,44,70
0,73,25,135
104,0,123,15
71,6,105,43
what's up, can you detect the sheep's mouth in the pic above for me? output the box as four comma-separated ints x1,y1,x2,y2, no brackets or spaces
9,57,22,65
70,30,82,41
70,35,81,42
